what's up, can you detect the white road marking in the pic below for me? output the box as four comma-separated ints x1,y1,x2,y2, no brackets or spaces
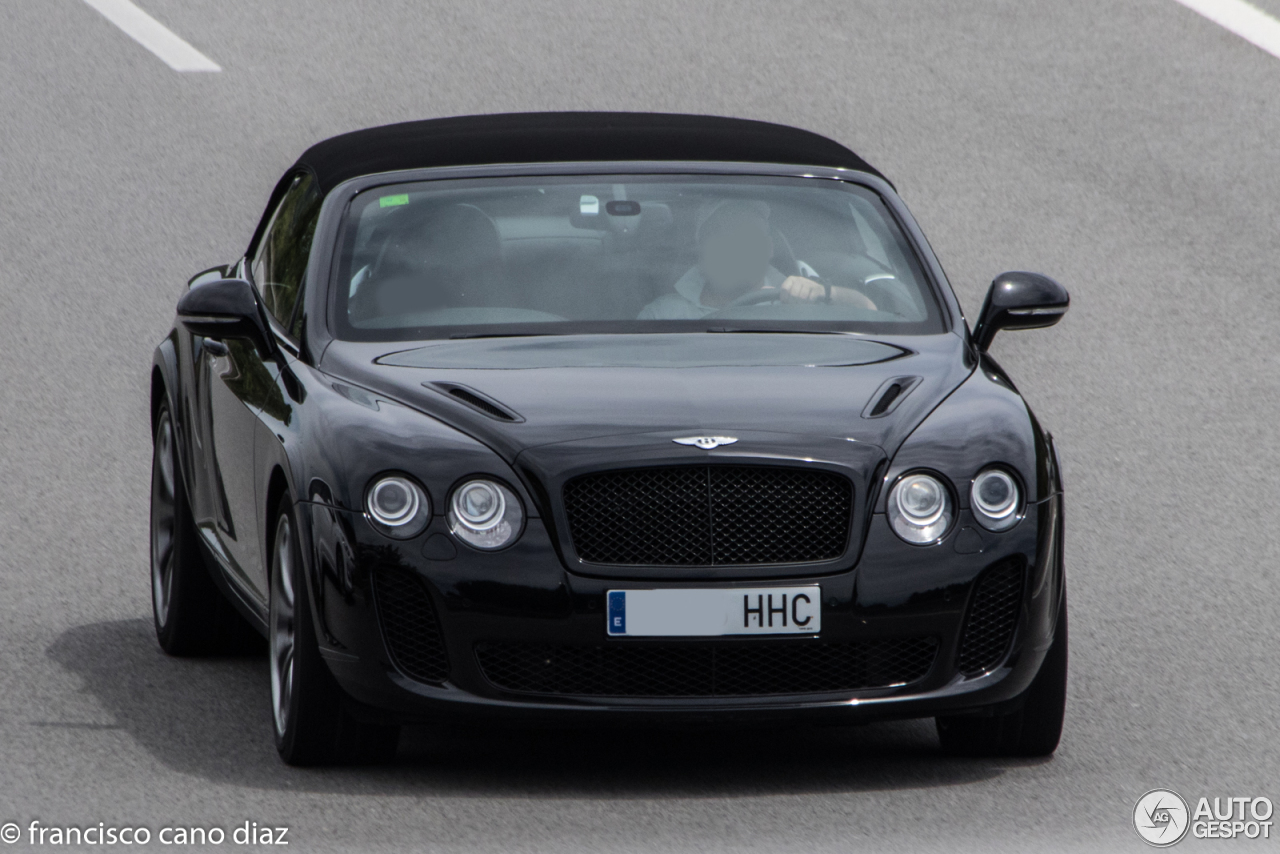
81,0,220,72
1175,0,1280,60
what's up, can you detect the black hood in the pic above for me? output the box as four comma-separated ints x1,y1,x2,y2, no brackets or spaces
319,333,974,461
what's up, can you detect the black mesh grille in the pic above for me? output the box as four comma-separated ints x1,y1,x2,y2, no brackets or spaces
563,466,853,566
371,570,450,684
475,637,938,697
956,562,1025,675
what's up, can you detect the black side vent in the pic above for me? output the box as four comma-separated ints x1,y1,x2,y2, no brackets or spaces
870,383,903,416
956,561,1025,676
861,376,921,419
371,570,450,684
449,388,516,420
426,382,523,422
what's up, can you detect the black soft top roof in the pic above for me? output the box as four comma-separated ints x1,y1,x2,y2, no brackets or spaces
294,112,887,192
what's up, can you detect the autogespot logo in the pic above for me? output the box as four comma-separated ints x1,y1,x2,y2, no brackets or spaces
1134,789,1191,847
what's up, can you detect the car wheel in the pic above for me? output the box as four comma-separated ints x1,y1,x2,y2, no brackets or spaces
151,399,260,656
936,592,1068,758
269,500,400,766
150,401,217,654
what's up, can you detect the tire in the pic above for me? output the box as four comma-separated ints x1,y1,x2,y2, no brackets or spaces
936,593,1068,758
269,500,400,766
150,399,261,656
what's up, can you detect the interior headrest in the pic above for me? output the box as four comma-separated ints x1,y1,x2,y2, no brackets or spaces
384,203,501,269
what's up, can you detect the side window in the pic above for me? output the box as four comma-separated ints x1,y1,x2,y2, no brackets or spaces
251,172,323,335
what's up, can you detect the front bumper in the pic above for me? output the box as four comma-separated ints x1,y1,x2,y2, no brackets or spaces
304,494,1063,726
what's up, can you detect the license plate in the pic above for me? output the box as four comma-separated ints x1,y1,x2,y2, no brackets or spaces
606,587,821,637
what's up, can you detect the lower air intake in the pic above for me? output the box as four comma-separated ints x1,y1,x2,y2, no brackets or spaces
372,570,450,684
956,561,1025,675
475,637,939,697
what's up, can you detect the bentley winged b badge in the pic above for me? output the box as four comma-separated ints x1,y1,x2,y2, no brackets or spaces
673,436,739,450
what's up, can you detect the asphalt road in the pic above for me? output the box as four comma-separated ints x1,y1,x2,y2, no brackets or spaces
2,1,1280,851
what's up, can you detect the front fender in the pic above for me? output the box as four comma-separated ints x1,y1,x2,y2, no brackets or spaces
877,355,1052,511
150,330,193,489
871,353,1065,662
253,358,541,656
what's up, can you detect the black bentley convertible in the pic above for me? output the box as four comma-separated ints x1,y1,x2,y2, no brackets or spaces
149,112,1069,765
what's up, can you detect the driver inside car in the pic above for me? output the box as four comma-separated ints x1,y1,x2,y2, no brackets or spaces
638,199,877,319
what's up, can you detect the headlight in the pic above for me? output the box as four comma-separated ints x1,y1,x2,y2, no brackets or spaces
971,468,1021,531
449,479,523,550
887,473,953,544
365,474,431,538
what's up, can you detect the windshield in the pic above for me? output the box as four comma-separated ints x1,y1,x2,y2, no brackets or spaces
331,174,946,341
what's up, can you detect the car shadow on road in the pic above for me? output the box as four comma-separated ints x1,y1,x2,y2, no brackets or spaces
45,619,1024,797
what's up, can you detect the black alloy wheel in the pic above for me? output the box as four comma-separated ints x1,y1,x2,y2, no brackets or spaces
150,398,260,656
269,500,400,766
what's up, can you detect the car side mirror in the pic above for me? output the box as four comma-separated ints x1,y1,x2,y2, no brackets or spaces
176,277,272,355
186,265,229,289
972,271,1069,351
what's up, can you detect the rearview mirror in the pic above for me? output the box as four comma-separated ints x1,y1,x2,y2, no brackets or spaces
176,277,272,355
972,271,1069,351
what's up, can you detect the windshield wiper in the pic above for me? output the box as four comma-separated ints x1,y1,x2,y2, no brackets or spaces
704,327,850,335
448,331,565,340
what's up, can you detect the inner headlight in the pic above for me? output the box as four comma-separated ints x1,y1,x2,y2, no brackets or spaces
971,468,1021,532
365,474,431,539
887,473,953,544
449,479,523,550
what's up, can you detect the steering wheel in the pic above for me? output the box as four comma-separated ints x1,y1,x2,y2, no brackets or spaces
719,286,786,309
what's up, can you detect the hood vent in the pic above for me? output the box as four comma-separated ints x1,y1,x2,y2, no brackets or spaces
425,382,524,422
862,376,921,419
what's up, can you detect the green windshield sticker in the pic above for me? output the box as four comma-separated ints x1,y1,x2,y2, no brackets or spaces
379,194,410,208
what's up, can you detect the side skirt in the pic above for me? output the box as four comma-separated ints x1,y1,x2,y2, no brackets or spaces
195,528,269,637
